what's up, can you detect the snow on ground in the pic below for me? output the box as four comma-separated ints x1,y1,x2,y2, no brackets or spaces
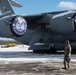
0,45,76,63
0,54,76,63
0,45,32,52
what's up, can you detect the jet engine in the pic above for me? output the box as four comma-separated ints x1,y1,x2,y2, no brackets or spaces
10,16,27,37
50,11,76,34
0,15,27,37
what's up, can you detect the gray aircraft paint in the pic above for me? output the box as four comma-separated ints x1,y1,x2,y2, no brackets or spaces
0,0,76,52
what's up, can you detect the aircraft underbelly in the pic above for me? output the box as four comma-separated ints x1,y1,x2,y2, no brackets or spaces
29,28,76,50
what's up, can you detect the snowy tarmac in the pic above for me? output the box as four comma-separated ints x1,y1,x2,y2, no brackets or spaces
0,45,76,75
0,45,76,63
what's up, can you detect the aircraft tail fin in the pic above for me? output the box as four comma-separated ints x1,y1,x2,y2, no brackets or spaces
0,0,22,14
10,0,22,8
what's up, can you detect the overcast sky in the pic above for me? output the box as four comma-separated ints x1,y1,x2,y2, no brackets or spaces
13,0,76,15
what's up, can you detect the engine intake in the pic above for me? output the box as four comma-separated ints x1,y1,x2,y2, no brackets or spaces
10,16,27,37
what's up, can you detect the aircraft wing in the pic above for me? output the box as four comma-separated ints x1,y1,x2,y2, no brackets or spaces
22,14,44,29
22,10,68,30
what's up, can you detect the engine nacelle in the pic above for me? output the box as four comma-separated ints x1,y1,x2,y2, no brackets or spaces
50,11,76,34
0,15,27,37
10,16,27,37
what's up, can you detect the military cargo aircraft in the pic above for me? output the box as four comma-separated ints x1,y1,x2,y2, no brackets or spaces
0,0,76,53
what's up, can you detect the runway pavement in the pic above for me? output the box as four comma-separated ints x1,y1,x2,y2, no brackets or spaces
0,45,76,63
